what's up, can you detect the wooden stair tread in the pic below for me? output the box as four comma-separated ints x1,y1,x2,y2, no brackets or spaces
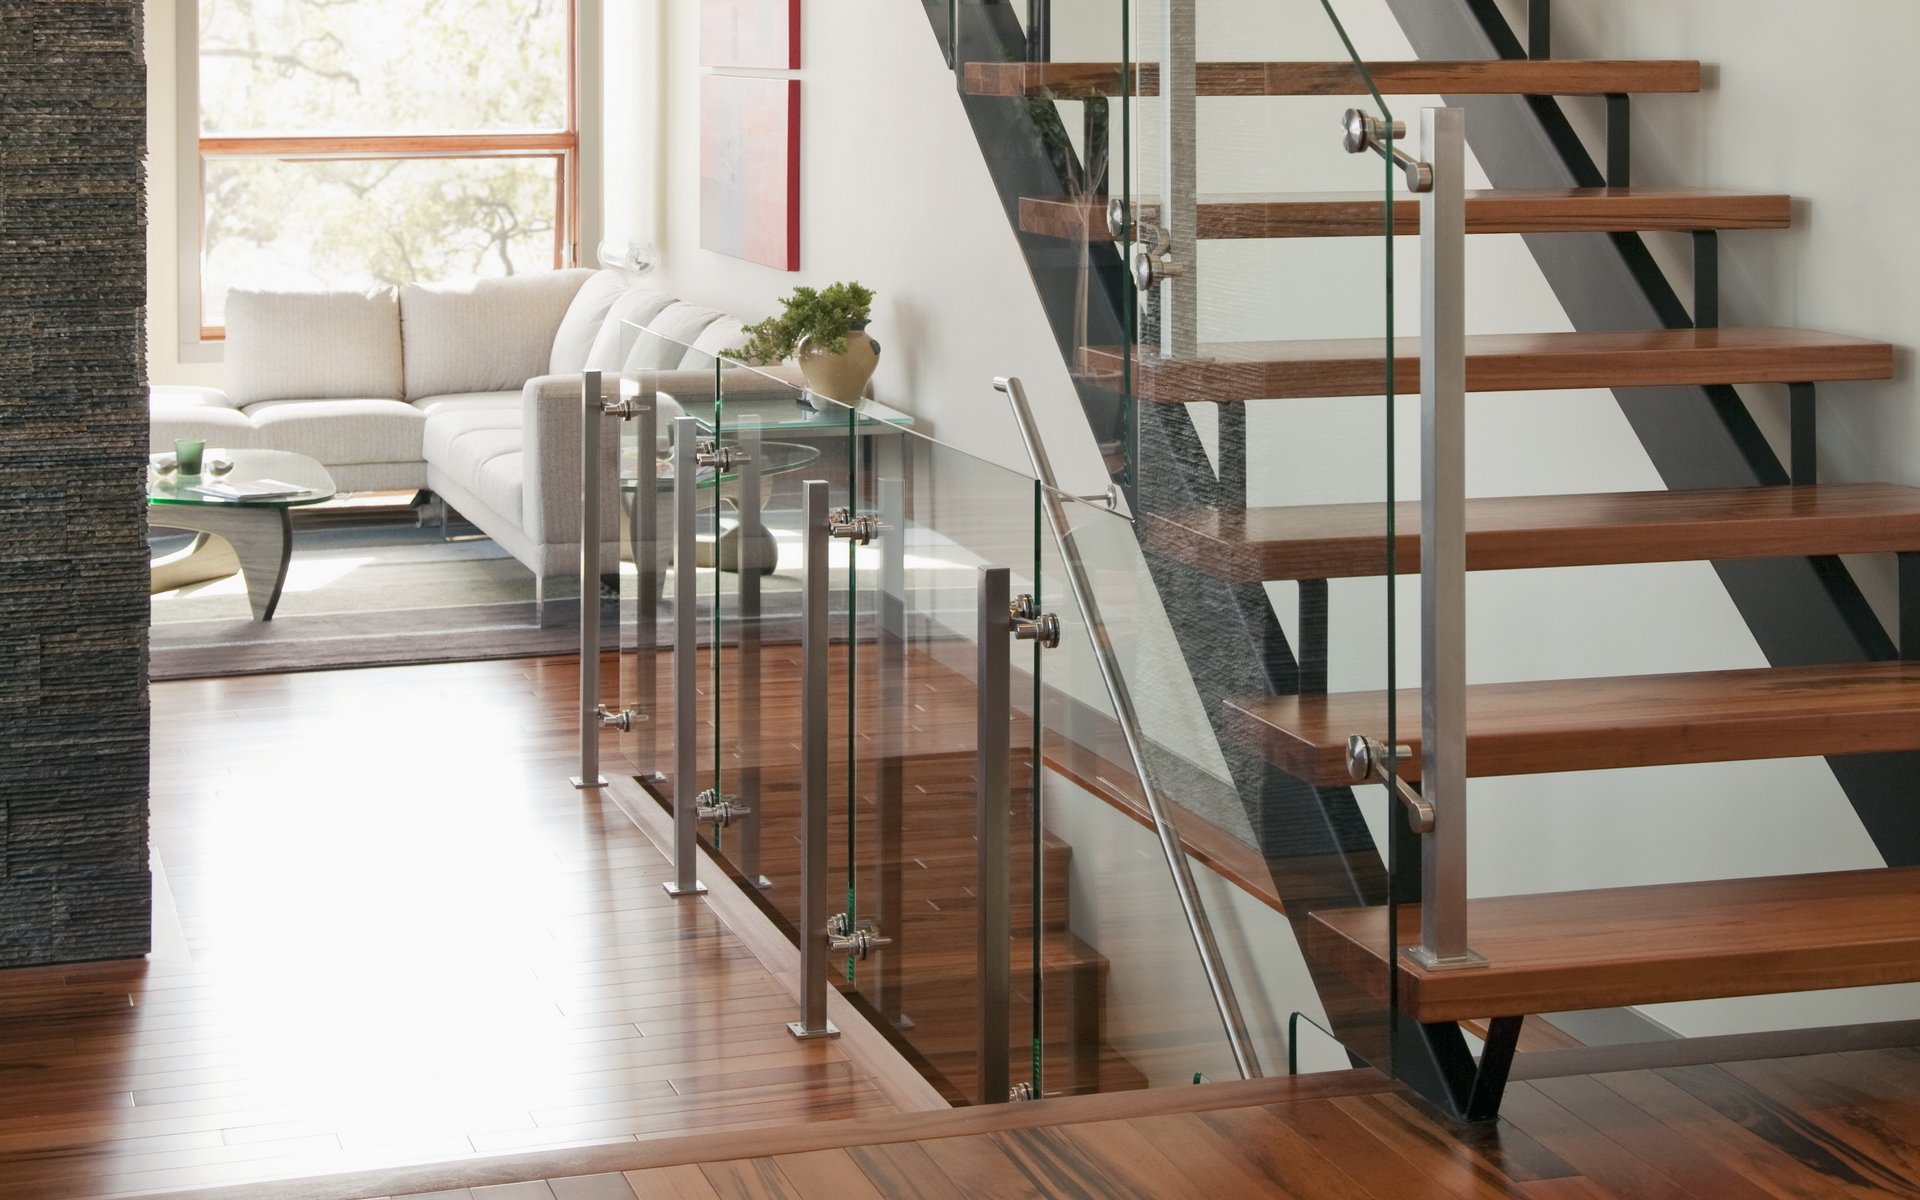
1082,327,1894,403
1146,484,1920,582
1307,866,1920,1022
1021,188,1792,241
1228,661,1920,786
963,60,1702,99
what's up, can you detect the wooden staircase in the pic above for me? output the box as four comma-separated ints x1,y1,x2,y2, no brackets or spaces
959,16,1917,1119
963,59,1702,98
692,646,1147,1106
1022,188,1793,241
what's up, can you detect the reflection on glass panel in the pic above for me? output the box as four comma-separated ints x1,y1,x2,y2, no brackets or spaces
201,155,561,324
199,0,568,135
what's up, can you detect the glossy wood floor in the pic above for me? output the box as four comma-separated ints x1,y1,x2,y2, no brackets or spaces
0,658,911,1199
153,1046,1920,1199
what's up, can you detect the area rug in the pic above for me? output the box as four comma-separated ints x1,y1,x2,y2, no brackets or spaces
148,515,609,680
151,506,989,680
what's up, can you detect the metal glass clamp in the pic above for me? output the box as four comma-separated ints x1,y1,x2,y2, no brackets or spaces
696,441,747,471
1346,735,1434,834
695,789,750,827
827,507,882,544
1131,247,1184,293
601,396,647,420
826,913,892,960
1009,1082,1038,1102
1009,594,1061,648
595,704,639,733
1341,109,1434,194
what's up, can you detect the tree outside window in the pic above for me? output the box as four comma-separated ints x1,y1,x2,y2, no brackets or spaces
197,0,576,331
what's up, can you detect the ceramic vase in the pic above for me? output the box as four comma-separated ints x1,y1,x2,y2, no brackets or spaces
797,324,881,404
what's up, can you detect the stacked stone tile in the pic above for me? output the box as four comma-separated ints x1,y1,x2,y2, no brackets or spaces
0,1,151,963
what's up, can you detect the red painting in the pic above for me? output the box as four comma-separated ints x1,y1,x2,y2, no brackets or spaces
700,75,800,272
701,0,799,69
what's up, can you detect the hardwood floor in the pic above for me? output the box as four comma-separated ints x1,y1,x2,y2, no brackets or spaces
139,1050,1920,1198
14,654,1920,1199
0,658,913,1199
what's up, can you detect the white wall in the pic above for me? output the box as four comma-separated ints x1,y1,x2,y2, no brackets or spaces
608,0,1111,488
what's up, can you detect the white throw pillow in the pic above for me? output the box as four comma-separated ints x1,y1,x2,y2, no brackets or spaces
224,287,403,406
547,269,631,375
625,302,726,371
685,319,748,369
400,269,592,399
583,287,676,372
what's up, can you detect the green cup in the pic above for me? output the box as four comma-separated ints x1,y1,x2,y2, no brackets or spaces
174,437,205,476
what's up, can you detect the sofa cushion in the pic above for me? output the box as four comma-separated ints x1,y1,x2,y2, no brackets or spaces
225,288,404,406
150,384,238,410
242,398,426,467
625,302,726,370
583,287,676,372
400,269,592,399
149,403,266,455
469,449,526,525
548,269,631,375
410,389,523,419
423,406,523,467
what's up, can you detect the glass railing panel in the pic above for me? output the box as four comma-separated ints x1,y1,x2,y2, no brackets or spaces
1108,0,1407,1083
825,410,1045,1104
709,358,859,927
611,362,716,811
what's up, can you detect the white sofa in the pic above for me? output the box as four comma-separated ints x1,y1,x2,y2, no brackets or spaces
151,268,801,598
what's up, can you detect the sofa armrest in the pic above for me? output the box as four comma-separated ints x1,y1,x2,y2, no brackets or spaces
521,372,623,555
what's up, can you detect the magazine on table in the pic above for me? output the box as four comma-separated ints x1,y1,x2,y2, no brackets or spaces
187,478,308,500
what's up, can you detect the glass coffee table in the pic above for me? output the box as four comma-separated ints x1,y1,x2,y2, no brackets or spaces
148,448,337,621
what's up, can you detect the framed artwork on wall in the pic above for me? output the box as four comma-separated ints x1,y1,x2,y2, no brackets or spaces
701,0,799,69
699,75,800,272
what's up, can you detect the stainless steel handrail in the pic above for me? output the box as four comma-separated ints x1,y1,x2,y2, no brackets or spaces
997,375,1263,1081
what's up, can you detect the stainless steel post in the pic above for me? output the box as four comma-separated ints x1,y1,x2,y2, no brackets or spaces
1161,0,1197,358
664,415,707,898
997,375,1262,1079
1407,107,1485,972
789,480,839,1040
736,421,771,889
634,387,663,782
875,473,907,1028
572,371,608,790
976,566,1013,1104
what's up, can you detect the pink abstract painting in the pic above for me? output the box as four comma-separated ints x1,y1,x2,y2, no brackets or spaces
701,0,799,69
700,75,800,272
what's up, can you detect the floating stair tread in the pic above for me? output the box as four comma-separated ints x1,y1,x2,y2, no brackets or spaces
1081,327,1895,403
1227,661,1920,786
1147,484,1920,583
963,60,1702,99
1021,188,1793,241
1307,867,1920,1022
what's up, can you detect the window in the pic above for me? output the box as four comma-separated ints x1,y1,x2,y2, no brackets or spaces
191,0,578,335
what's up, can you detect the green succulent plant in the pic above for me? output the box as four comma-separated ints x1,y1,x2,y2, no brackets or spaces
728,281,875,363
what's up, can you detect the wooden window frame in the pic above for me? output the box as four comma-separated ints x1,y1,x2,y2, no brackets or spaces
183,2,582,347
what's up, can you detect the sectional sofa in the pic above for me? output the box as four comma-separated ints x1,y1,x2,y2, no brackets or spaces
149,268,803,603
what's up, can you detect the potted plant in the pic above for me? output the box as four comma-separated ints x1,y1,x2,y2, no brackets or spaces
730,281,880,404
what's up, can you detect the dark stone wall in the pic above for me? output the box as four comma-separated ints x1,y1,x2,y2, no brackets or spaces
0,1,152,965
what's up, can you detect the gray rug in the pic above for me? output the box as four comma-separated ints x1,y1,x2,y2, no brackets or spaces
149,516,614,680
